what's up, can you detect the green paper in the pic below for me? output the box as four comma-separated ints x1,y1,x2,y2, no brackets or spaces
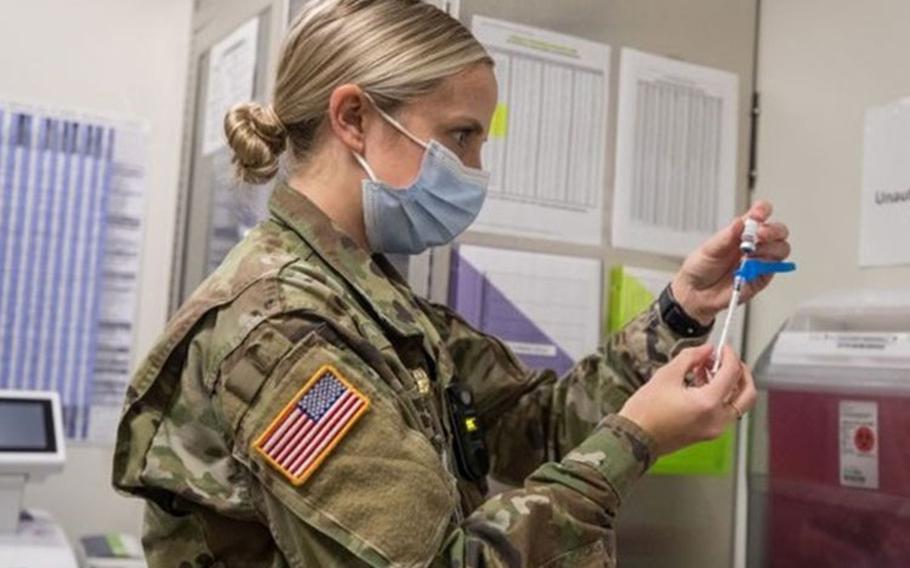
608,265,733,476
106,534,127,557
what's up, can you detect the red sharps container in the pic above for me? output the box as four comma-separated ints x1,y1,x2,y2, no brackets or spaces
748,291,910,568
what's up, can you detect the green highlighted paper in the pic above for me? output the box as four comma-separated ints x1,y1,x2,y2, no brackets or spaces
490,103,509,139
608,266,734,476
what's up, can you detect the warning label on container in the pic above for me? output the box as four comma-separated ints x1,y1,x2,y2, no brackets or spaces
839,400,879,489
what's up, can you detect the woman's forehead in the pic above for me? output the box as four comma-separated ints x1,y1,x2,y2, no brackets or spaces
409,64,498,123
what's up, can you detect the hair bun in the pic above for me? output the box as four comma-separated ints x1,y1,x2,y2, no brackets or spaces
224,102,288,184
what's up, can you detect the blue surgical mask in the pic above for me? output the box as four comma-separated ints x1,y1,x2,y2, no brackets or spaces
353,94,490,255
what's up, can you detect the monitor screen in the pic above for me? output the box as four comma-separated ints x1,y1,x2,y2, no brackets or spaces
0,398,56,452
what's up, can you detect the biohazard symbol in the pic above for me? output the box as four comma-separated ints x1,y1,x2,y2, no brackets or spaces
854,426,876,453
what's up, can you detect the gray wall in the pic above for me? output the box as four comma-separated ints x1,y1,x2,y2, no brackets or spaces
749,0,910,364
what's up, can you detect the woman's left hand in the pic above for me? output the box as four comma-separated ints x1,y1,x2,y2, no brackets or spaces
670,201,791,325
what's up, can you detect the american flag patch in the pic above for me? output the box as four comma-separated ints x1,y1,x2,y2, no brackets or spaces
253,364,369,485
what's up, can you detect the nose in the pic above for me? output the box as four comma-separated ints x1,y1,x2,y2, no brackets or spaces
464,148,484,170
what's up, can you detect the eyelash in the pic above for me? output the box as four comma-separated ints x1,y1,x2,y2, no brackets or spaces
453,129,472,146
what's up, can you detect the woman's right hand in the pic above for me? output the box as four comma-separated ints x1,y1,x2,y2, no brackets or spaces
619,344,757,457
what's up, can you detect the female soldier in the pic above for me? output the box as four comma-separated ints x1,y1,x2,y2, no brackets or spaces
113,1,790,566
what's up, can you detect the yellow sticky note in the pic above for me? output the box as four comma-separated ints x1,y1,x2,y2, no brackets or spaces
490,103,509,139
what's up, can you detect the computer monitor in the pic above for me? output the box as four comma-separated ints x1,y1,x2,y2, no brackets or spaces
0,391,76,563
0,390,65,480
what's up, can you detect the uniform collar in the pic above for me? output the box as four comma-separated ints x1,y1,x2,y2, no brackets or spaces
268,180,425,339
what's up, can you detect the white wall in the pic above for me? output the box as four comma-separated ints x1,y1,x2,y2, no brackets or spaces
0,0,192,542
747,0,910,363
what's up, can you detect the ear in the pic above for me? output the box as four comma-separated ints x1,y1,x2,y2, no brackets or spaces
326,84,374,154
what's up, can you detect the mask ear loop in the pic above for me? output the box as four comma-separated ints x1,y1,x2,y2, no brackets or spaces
352,151,379,182
361,91,429,150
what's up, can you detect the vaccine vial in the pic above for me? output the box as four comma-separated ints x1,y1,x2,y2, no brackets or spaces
741,218,760,255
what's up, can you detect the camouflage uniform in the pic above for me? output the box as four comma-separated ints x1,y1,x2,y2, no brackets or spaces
112,181,708,567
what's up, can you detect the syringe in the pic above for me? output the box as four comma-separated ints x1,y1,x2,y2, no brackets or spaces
711,219,760,375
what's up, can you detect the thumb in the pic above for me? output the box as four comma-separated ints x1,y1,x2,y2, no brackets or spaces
704,345,743,399
669,344,714,375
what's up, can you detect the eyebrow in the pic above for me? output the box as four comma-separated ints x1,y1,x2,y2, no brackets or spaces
447,116,486,134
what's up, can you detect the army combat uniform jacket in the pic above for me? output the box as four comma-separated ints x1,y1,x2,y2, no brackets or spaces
112,182,706,567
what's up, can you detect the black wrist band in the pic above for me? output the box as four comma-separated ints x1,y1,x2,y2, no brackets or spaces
658,285,714,338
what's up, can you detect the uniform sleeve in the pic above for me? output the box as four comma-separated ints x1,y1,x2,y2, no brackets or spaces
225,318,459,567
439,413,657,567
226,316,659,568
424,299,710,485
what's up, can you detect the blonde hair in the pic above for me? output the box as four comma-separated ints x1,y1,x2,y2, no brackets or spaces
225,0,492,184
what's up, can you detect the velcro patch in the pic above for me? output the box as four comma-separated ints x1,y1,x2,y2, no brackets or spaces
253,364,369,486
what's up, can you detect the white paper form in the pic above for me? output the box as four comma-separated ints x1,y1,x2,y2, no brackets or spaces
0,101,148,442
612,48,739,257
202,17,260,156
86,125,148,443
450,245,601,375
860,98,910,267
470,16,610,245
